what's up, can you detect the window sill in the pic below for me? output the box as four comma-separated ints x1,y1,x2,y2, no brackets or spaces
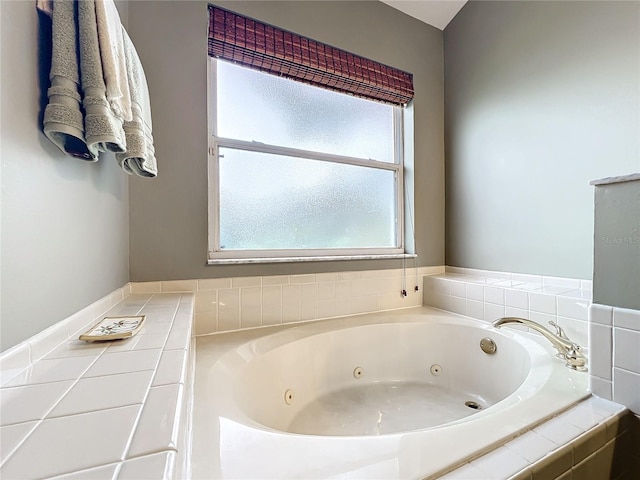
207,253,417,265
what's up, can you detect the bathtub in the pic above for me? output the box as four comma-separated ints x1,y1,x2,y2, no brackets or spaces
191,307,589,479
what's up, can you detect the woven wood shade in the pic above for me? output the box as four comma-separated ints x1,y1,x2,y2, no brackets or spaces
208,5,414,105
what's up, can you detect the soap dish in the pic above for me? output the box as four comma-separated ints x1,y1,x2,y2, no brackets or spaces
79,315,146,342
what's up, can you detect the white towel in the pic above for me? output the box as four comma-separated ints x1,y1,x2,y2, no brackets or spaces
116,29,157,177
95,0,132,122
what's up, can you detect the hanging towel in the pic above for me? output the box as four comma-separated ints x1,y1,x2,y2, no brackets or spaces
94,0,132,122
41,0,158,177
77,0,127,155
116,29,157,177
43,0,95,160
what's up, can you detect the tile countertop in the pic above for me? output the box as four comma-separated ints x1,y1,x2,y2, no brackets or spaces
0,293,194,480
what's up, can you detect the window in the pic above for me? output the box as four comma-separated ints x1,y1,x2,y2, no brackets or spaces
207,6,414,263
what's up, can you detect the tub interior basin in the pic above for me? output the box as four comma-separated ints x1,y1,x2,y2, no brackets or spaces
226,320,539,436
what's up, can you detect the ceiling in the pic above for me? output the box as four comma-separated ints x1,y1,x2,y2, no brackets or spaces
380,1,468,30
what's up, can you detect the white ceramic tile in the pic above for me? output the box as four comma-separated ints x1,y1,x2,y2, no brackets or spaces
510,273,542,284
504,307,529,324
613,328,640,373
5,355,99,387
528,311,557,330
0,421,38,464
557,296,589,321
538,285,575,295
561,401,606,431
1,380,74,426
48,463,118,479
300,284,319,322
138,310,175,325
240,287,261,309
197,278,231,290
432,278,451,296
0,405,141,479
505,430,557,463
484,286,505,305
336,271,361,281
484,303,505,322
466,283,484,302
317,299,336,320
543,276,581,289
217,288,239,308
147,294,182,306
194,312,218,335
529,292,557,315
511,282,543,292
448,296,466,316
28,321,70,363
231,276,262,288
559,289,592,301
218,307,240,331
315,272,338,282
152,350,188,387
241,307,262,329
262,285,282,306
613,368,640,414
49,371,153,418
118,451,175,480
261,275,290,286
439,462,488,479
119,294,152,309
317,281,335,301
45,340,109,360
450,281,466,298
105,333,168,354
583,394,625,417
491,280,526,288
262,304,283,326
533,415,584,446
589,323,612,380
590,304,613,326
613,307,640,331
505,289,528,310
289,274,316,284
589,376,612,400
0,343,31,386
164,326,191,351
470,446,530,479
556,316,588,350
466,299,484,320
161,280,197,292
131,282,162,294
127,384,182,458
83,350,161,377
283,285,301,323
194,290,218,313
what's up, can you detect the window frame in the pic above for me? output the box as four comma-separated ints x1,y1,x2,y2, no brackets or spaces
207,58,407,264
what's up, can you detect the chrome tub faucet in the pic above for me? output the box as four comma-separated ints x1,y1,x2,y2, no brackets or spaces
492,317,587,372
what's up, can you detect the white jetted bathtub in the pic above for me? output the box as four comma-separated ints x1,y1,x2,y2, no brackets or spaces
191,307,589,479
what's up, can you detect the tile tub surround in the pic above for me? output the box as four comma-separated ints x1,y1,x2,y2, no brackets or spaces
441,396,639,480
589,304,640,415
130,266,443,336
0,292,194,479
423,267,592,353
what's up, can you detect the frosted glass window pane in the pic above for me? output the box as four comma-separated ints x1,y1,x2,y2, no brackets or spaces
219,148,396,250
216,61,395,163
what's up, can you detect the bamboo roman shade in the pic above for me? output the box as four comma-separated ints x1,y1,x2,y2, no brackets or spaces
207,5,414,105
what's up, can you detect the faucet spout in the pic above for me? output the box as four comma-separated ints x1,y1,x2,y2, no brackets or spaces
492,317,587,372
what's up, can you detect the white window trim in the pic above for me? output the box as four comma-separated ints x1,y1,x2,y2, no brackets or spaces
207,57,411,264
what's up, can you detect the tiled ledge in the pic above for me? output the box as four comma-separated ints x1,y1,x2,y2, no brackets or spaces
423,267,592,349
440,396,634,479
0,291,194,479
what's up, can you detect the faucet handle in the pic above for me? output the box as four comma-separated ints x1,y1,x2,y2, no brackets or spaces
549,321,568,339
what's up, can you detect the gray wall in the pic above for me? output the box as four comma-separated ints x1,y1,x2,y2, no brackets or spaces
0,1,130,351
127,0,445,281
444,1,640,279
593,179,640,310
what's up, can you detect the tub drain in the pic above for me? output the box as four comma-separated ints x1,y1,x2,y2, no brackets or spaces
465,401,482,410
